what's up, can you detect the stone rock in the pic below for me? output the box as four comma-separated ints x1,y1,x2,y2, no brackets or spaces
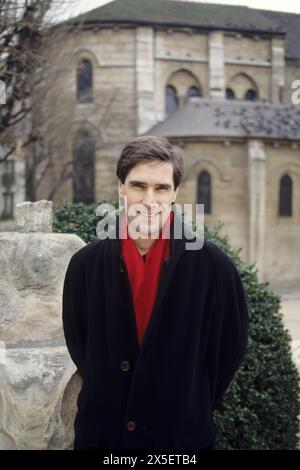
0,348,80,449
15,200,53,233
0,200,86,449
0,232,85,344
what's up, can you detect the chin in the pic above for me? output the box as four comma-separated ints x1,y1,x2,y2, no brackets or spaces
139,222,161,237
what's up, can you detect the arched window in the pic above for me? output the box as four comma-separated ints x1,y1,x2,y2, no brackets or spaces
185,86,202,103
197,170,211,214
227,73,258,100
165,85,179,114
245,89,257,101
77,59,93,103
73,129,95,204
226,88,235,100
2,192,14,218
279,174,292,217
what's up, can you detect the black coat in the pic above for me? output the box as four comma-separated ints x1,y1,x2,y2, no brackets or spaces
62,207,249,451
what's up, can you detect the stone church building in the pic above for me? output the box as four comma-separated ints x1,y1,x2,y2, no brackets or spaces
1,0,300,293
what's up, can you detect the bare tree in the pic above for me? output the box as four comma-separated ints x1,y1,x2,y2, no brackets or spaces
0,0,85,201
1,0,127,204
0,0,57,162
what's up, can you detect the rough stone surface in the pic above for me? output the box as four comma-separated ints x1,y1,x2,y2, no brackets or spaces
0,201,85,449
16,200,53,233
0,232,85,344
0,348,80,450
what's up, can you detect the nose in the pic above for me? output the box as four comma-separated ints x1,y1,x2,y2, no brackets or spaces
142,190,159,213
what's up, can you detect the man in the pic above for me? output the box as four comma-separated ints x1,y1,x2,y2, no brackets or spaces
62,135,249,451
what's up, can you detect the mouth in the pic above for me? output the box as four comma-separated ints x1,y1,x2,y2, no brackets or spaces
141,214,159,220
139,212,160,218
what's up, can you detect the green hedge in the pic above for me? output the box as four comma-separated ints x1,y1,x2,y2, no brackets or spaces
54,200,300,450
53,197,119,243
205,224,300,449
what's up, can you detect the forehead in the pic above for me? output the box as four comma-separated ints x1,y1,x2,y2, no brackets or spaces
126,161,174,183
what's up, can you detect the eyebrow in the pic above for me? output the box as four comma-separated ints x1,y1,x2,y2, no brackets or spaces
129,180,172,190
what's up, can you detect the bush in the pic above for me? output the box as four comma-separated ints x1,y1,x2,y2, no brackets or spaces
53,197,119,243
53,200,300,449
205,223,300,450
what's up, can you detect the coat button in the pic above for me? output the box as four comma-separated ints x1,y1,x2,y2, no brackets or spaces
120,360,131,372
127,420,136,431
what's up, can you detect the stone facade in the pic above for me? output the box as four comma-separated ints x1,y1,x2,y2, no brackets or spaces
3,2,299,294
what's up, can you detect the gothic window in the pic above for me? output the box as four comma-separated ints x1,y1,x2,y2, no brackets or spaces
245,89,257,101
185,86,202,103
165,85,179,114
2,192,14,218
73,129,95,204
197,170,211,214
279,174,292,217
226,88,235,100
2,159,15,188
77,59,93,103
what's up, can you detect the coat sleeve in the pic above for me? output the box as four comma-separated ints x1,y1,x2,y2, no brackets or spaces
205,245,250,412
62,253,87,378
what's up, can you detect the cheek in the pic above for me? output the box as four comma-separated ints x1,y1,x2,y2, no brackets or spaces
126,198,147,216
125,195,138,209
159,194,174,204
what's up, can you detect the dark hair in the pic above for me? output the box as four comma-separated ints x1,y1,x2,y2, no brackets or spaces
116,135,184,190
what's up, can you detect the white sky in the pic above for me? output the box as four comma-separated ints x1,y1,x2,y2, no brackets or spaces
61,0,300,20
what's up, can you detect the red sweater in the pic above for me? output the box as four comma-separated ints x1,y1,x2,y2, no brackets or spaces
121,211,173,348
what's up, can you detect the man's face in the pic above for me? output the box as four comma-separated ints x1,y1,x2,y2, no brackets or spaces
117,161,179,238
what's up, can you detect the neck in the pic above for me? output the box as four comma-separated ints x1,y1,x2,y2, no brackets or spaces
126,215,162,255
133,236,157,256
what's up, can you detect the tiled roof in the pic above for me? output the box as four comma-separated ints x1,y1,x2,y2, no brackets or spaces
68,0,284,34
257,9,300,59
146,98,300,140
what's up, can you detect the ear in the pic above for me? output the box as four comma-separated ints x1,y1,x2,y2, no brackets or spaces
117,179,123,196
172,186,179,203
